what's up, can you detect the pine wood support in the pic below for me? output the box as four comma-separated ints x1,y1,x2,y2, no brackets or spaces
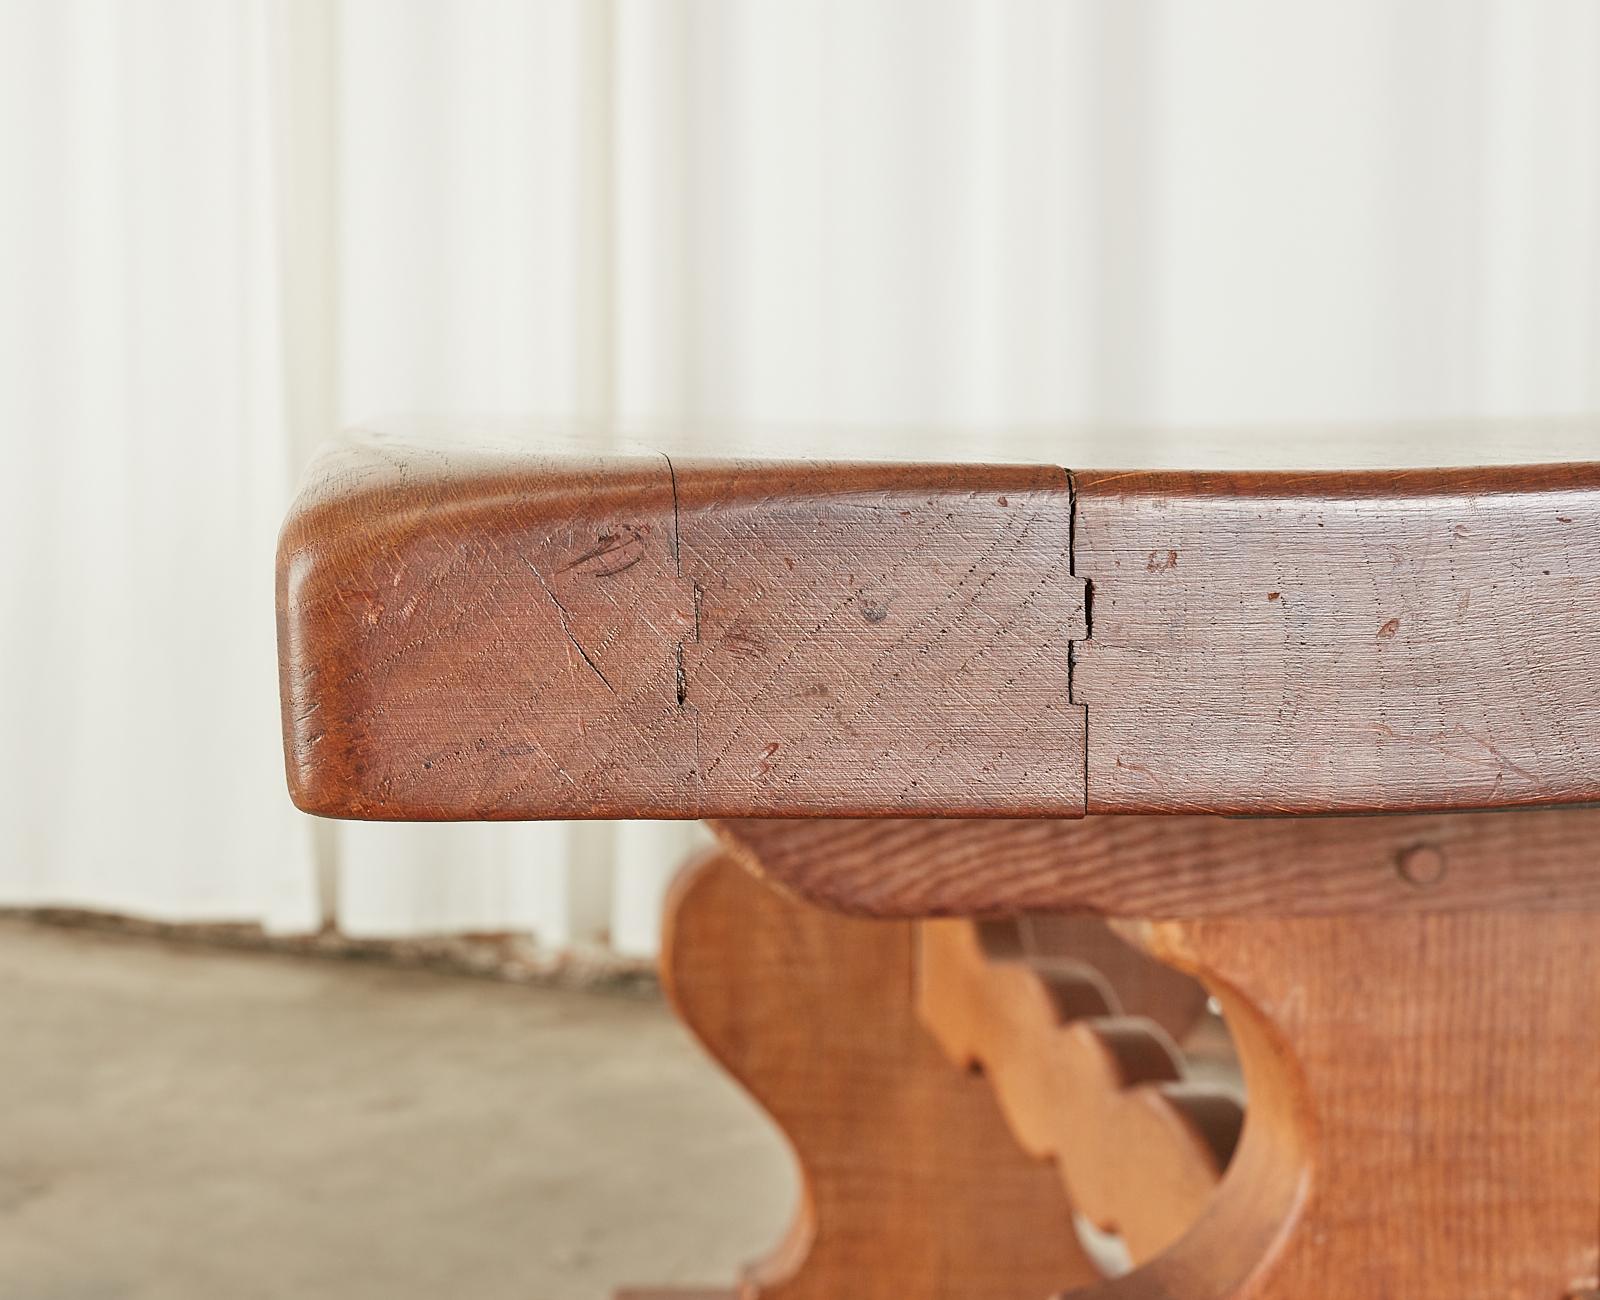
712,806,1600,917
1086,910,1600,1300
643,849,1099,1299
626,849,1240,1298
713,815,1600,1300
917,919,1240,1265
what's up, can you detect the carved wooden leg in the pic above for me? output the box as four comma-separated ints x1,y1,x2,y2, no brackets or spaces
918,919,1241,1265
713,815,1600,1298
1087,911,1600,1300
635,839,1600,1298
624,849,1098,1300
980,915,1213,1047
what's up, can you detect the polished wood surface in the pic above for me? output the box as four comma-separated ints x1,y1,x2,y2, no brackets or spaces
278,429,1600,819
278,433,1083,819
1075,465,1600,813
713,805,1600,917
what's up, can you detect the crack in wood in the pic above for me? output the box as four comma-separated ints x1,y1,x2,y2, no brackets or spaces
523,556,616,694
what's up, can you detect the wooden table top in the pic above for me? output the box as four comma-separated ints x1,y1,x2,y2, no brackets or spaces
276,421,1600,821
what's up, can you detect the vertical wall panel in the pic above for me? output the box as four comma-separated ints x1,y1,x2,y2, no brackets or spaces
4,1,1597,953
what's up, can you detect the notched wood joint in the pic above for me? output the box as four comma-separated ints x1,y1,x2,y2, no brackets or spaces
1065,467,1091,709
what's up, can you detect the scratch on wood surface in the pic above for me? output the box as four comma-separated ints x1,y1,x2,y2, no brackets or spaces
559,526,647,577
523,557,615,694
1367,721,1539,783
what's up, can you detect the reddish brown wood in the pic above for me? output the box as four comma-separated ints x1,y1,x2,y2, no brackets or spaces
713,805,1600,917
657,850,1097,1299
278,432,1084,819
1073,465,1600,813
277,432,1600,820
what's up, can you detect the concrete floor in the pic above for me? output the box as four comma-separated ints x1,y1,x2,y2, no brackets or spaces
0,919,794,1300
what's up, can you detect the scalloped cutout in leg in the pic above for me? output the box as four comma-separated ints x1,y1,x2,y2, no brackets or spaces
1069,912,1600,1300
650,850,1097,1299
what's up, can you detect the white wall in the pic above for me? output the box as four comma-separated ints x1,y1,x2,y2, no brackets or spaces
3,1,1597,951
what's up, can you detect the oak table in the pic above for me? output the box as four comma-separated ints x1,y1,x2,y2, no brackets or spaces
278,422,1600,1300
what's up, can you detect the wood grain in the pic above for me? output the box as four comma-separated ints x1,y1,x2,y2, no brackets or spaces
278,432,1085,819
992,915,1212,1045
918,919,1240,1265
659,850,1097,1299
1074,465,1600,813
630,854,1228,1299
714,804,1600,918
277,432,1600,820
720,816,1600,1298
1083,911,1600,1299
